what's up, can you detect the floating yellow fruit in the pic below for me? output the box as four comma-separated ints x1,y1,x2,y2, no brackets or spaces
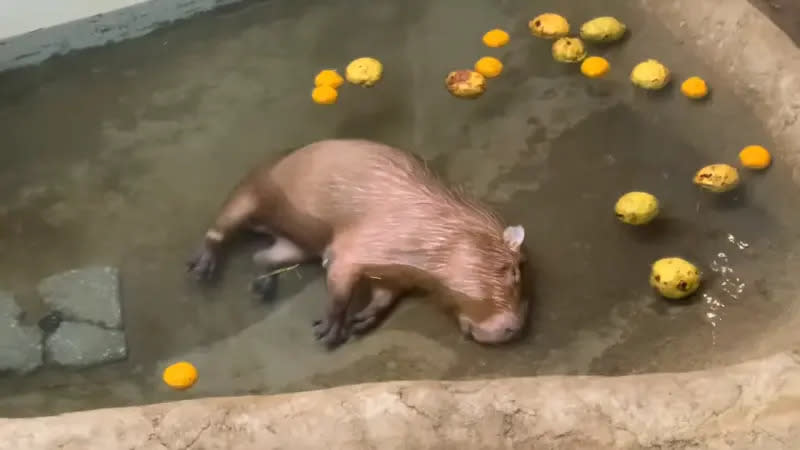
474,57,503,78
649,257,701,300
614,192,659,225
163,361,198,390
314,69,344,88
529,13,570,39
311,86,338,105
580,56,610,78
345,57,383,87
693,163,740,193
552,37,587,63
482,29,510,47
445,70,487,98
738,145,771,169
580,16,627,42
681,76,709,99
630,59,671,90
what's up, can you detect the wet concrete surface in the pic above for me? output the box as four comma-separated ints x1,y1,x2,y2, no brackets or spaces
750,0,800,44
1,0,799,417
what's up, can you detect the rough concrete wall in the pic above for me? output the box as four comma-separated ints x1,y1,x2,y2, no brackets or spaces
0,0,146,39
0,0,244,72
0,351,798,449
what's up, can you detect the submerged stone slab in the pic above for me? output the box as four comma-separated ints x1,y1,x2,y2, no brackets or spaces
44,321,127,368
0,291,43,374
0,324,43,375
38,266,122,329
0,291,22,321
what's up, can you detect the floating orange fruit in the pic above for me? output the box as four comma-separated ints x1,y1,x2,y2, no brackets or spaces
738,145,771,170
580,56,610,78
163,361,198,390
311,86,338,105
474,57,503,78
681,76,709,99
314,69,344,88
482,29,510,47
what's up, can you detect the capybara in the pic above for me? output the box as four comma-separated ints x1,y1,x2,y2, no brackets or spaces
187,139,528,348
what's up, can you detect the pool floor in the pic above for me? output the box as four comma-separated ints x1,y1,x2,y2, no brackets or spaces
1,0,799,417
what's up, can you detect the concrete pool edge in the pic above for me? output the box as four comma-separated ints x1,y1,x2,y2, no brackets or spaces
0,0,245,72
3,0,800,449
0,350,798,449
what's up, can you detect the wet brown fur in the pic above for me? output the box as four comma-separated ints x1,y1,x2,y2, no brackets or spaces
190,139,525,345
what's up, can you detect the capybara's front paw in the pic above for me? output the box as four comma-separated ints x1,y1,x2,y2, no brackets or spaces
186,249,216,281
312,316,350,349
348,310,380,335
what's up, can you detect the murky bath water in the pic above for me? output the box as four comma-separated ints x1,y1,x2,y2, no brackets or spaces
1,0,799,417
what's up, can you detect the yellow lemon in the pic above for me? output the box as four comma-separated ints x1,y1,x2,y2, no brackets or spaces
474,57,503,78
580,56,610,78
693,164,740,193
738,145,771,170
314,69,344,88
552,37,587,63
345,57,383,87
649,257,701,300
482,29,510,48
630,59,671,90
680,76,709,99
529,13,570,39
614,192,659,225
445,70,487,98
163,361,198,390
580,17,627,43
311,86,338,105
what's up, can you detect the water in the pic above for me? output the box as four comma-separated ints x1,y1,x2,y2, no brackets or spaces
1,0,799,417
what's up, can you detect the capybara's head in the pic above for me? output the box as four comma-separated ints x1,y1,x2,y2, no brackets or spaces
455,224,527,344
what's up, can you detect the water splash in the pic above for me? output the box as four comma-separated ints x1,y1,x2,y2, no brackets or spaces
702,292,726,328
727,233,750,250
704,233,752,346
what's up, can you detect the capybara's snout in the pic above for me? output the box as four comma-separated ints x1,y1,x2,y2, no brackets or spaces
460,301,527,344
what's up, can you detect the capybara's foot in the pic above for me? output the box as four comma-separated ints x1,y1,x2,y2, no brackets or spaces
187,248,216,281
349,310,380,335
312,315,350,349
348,287,396,335
250,274,278,300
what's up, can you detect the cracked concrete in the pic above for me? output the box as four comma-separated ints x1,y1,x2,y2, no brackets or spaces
0,352,798,449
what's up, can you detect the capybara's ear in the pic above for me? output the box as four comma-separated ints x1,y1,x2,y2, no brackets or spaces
503,225,525,252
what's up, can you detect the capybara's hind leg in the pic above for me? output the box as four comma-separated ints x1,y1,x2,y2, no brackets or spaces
252,236,311,269
250,236,313,297
187,189,257,280
349,286,398,334
312,258,360,349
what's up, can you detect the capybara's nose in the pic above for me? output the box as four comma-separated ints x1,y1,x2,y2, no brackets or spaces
470,312,523,344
